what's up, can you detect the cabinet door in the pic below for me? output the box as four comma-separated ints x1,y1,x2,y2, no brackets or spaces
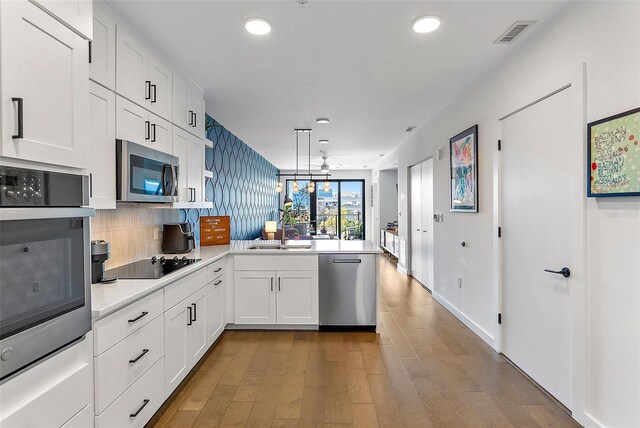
116,95,148,144
88,82,116,209
164,302,190,394
187,91,205,138
0,0,88,169
187,286,208,364
276,270,319,325
148,112,172,154
207,277,225,345
172,126,190,202
32,0,93,39
187,137,205,202
90,5,116,90
172,73,190,131
234,271,276,324
116,27,148,107
148,55,172,120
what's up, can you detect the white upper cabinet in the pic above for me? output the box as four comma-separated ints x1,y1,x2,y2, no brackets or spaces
116,95,147,143
88,82,116,209
172,126,208,208
116,27,173,121
90,5,116,90
173,72,205,138
0,0,89,169
148,112,172,155
32,0,93,39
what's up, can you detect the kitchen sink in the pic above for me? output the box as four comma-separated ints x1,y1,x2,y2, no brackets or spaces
247,243,313,250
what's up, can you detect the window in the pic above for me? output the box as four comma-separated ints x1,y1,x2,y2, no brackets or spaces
285,179,365,240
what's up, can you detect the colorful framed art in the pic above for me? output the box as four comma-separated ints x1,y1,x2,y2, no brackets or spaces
587,107,640,197
449,125,479,212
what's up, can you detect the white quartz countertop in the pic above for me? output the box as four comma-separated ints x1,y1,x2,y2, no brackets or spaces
91,239,381,320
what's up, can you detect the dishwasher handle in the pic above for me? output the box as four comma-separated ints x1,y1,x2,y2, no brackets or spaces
333,259,362,264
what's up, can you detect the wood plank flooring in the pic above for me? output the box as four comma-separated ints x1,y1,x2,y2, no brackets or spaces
149,257,579,427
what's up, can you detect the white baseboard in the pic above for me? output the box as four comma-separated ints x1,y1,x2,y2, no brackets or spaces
396,263,408,275
581,412,605,428
432,292,495,346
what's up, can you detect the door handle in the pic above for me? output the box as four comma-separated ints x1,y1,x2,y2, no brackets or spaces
416,228,420,231
214,280,222,286
145,81,151,100
145,121,150,140
129,348,149,364
130,399,150,418
151,124,156,142
544,267,571,278
187,306,192,325
192,303,197,322
270,277,273,291
12,98,23,139
151,84,157,103
278,277,281,291
214,268,222,273
461,241,466,247
333,259,362,264
188,110,194,126
193,112,197,127
422,230,427,233
128,311,148,323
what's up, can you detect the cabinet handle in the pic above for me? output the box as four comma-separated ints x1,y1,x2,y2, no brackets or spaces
128,311,148,323
214,280,222,286
214,268,222,273
145,81,151,100
192,303,197,321
278,277,281,291
145,121,150,140
12,98,23,139
130,399,150,418
129,348,149,364
151,124,156,142
188,110,194,126
151,84,157,103
193,112,197,128
89,173,93,198
187,306,193,325
270,277,273,291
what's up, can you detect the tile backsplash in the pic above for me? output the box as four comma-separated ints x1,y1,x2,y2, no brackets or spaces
91,207,179,269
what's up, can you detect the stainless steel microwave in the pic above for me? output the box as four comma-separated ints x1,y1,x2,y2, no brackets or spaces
116,140,178,203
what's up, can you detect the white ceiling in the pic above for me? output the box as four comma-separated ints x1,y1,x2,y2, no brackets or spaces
106,0,568,170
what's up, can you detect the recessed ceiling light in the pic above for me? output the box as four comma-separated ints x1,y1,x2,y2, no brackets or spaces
319,139,329,144
245,17,271,35
316,118,330,124
413,15,440,33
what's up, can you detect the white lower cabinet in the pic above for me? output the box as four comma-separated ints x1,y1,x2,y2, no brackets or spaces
164,285,208,394
61,405,93,428
234,260,319,326
95,358,165,428
206,275,226,345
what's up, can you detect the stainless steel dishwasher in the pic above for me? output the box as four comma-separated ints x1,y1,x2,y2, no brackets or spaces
319,253,376,329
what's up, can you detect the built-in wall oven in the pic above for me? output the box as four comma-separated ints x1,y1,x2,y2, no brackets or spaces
0,166,94,381
116,140,178,203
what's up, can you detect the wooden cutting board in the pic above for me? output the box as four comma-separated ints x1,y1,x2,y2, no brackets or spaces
200,216,231,246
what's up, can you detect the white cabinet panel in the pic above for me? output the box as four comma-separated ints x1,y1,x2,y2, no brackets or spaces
61,404,92,428
187,136,204,202
207,276,225,345
188,91,205,139
148,112,172,154
164,301,190,393
33,0,93,39
172,73,190,131
90,6,116,90
88,81,116,209
172,126,206,207
116,95,148,144
234,270,277,324
0,0,88,169
148,55,172,120
116,27,148,107
276,270,318,325
187,286,208,364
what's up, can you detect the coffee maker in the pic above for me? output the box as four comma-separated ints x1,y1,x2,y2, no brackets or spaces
91,240,110,284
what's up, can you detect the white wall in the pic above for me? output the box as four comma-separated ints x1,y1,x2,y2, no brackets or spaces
378,169,398,228
373,2,640,427
279,169,373,241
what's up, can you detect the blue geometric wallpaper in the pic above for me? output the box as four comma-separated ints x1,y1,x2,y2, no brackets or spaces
180,114,280,240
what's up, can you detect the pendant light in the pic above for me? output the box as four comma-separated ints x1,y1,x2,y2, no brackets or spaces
275,128,331,192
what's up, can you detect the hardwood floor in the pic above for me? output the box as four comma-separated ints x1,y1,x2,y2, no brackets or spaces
150,257,579,427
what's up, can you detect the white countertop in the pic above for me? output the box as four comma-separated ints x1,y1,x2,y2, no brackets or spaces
91,239,381,320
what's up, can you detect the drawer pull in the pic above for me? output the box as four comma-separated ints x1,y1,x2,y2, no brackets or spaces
130,399,150,418
214,267,222,273
128,311,148,323
214,280,222,286
192,303,197,322
129,348,149,364
187,306,193,326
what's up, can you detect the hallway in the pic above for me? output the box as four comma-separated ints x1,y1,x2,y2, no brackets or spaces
150,257,579,427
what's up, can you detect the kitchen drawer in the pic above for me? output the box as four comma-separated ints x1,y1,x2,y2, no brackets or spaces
207,258,225,283
61,404,93,428
95,357,165,428
94,315,164,414
94,290,164,356
164,266,207,310
234,255,318,272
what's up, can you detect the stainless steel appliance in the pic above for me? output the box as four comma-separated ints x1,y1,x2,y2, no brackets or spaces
116,140,178,203
91,240,110,284
319,254,376,329
161,223,195,254
0,166,94,381
106,256,201,280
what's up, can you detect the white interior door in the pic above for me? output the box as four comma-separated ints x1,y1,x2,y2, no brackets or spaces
501,87,576,408
420,158,434,290
410,164,422,282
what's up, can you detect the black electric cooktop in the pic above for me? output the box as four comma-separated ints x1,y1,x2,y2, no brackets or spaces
106,256,202,280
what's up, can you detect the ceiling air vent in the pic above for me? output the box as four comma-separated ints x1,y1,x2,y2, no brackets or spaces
494,21,535,44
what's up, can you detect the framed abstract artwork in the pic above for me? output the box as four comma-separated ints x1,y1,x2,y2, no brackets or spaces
587,107,640,197
449,125,478,212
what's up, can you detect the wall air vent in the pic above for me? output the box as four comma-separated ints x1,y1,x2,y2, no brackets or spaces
494,21,535,44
